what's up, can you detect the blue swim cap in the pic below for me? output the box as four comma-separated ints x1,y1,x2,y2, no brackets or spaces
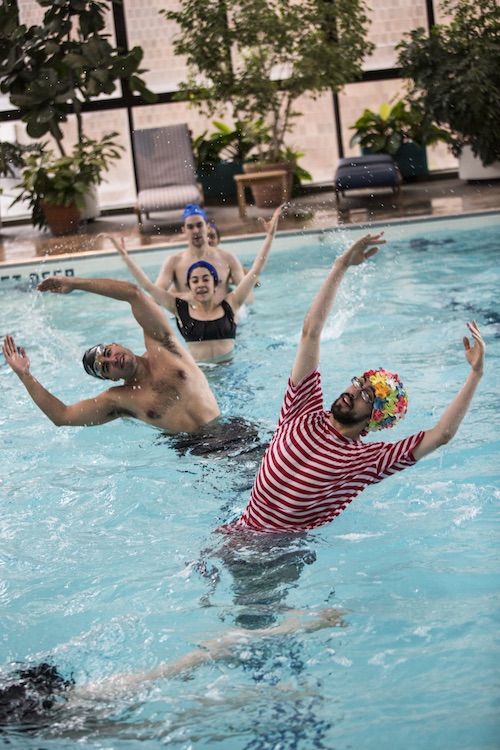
182,204,208,222
186,261,219,287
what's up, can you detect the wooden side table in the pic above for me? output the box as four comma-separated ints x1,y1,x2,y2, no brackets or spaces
234,170,290,219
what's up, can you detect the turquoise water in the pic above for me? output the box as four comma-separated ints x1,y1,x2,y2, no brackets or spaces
0,214,499,749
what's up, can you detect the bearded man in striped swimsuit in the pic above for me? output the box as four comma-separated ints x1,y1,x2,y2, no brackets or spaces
233,231,485,533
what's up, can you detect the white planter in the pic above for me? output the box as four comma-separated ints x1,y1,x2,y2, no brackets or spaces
458,145,500,180
80,185,101,221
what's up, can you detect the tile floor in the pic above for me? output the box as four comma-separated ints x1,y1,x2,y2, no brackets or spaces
0,174,499,265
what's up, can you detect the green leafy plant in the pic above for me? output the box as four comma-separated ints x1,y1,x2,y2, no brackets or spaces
397,0,500,166
349,100,451,156
0,0,155,228
192,121,256,170
0,141,37,178
162,0,374,165
0,0,155,158
12,134,123,229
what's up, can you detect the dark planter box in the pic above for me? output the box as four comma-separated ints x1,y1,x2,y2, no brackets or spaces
362,143,428,179
395,142,428,178
197,161,244,200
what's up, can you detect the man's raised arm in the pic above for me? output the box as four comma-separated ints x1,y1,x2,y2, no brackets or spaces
412,320,485,461
37,275,175,342
103,235,178,315
2,335,120,427
291,232,385,386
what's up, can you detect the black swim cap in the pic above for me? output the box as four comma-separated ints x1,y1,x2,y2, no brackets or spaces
82,343,107,379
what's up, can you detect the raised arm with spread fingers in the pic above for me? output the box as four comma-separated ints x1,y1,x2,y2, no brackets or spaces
37,274,177,343
412,319,485,461
226,205,282,311
2,334,122,426
291,232,385,386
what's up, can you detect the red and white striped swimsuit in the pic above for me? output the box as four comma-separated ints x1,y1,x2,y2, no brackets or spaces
236,367,424,532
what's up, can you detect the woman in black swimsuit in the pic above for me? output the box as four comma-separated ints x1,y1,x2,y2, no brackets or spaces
108,206,281,363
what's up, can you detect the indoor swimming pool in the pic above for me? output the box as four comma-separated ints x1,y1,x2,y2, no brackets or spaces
0,213,498,749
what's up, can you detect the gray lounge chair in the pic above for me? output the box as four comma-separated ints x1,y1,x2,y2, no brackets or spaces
334,154,402,206
133,124,203,226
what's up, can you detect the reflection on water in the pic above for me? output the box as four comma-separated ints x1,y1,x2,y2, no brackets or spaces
198,530,319,629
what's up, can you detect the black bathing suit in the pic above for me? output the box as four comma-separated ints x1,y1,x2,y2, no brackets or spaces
175,298,237,342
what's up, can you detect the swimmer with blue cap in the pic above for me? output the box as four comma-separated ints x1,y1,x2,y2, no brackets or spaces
106,206,284,363
182,204,208,223
141,203,244,305
207,222,220,247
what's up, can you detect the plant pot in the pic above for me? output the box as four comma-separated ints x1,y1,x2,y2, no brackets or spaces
197,161,244,200
80,185,100,221
458,145,500,180
395,142,428,178
362,144,428,179
243,161,295,207
41,201,81,236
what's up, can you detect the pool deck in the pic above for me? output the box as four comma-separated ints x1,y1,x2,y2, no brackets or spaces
1,173,499,265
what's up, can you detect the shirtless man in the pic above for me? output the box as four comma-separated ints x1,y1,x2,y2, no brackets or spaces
2,276,220,433
155,204,246,304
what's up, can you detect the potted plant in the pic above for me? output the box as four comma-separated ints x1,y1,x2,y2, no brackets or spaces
0,0,155,225
0,140,36,226
162,0,374,206
193,121,256,201
0,140,34,179
349,99,451,178
12,135,123,235
396,0,500,179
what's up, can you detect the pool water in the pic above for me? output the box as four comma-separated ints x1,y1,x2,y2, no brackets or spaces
0,214,499,749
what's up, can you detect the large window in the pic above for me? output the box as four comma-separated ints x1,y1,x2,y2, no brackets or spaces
0,0,456,219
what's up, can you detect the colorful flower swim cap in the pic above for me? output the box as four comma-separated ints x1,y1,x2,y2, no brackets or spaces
361,368,408,431
186,260,219,286
182,204,207,222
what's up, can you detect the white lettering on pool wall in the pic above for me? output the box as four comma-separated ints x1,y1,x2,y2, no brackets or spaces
0,268,75,285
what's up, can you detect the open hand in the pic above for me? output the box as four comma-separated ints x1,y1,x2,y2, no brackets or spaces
38,275,74,294
2,335,30,377
99,233,127,257
340,232,386,267
463,319,485,373
258,204,283,235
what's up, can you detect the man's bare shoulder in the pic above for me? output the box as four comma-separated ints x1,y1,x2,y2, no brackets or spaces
144,332,187,361
92,384,136,419
160,249,189,267
217,246,243,265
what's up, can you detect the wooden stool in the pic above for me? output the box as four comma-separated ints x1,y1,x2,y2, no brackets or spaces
234,170,290,219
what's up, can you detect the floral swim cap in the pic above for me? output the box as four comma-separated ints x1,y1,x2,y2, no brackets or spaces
361,368,408,431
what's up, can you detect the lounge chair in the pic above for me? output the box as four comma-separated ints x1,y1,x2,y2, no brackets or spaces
133,124,203,226
334,154,402,206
